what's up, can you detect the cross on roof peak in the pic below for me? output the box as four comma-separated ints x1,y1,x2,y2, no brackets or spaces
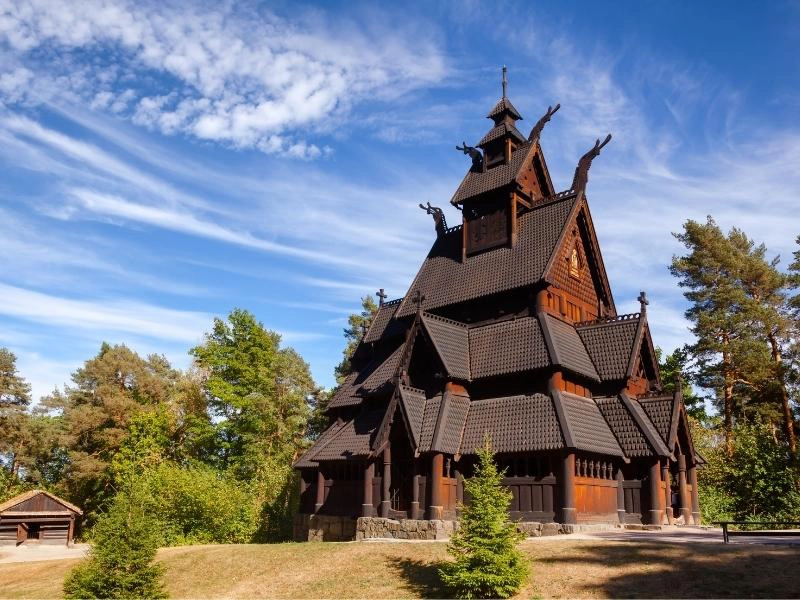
638,291,649,310
376,288,387,307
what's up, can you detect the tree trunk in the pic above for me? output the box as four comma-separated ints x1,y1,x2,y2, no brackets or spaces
768,332,797,460
722,345,734,458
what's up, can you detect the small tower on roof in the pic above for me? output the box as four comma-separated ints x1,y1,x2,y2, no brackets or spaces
480,66,527,168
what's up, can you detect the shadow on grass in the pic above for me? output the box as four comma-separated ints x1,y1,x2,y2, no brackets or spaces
535,541,800,599
388,557,449,599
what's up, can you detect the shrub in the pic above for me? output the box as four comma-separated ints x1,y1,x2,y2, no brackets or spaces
135,462,258,545
64,486,166,599
439,439,529,599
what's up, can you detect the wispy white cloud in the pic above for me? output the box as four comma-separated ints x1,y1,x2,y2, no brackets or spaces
1,0,447,156
0,282,212,343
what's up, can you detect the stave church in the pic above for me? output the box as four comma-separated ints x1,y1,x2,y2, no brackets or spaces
294,69,702,541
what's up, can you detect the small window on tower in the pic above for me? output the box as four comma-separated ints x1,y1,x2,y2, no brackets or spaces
569,246,582,279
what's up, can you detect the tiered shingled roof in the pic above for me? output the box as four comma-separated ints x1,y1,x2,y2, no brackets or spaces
450,140,538,205
302,385,673,464
478,122,527,147
327,343,403,409
487,96,522,121
398,194,578,316
576,314,642,380
459,394,562,454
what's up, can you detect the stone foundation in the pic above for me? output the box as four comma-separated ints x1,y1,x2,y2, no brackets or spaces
293,514,357,542
295,514,620,542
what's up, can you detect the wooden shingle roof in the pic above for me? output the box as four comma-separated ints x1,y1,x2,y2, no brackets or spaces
398,194,578,317
459,394,563,454
0,489,82,515
576,314,641,381
327,343,403,409
307,409,385,461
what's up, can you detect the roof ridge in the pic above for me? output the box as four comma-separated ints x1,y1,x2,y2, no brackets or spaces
422,312,468,328
399,383,426,394
383,297,403,307
575,313,641,328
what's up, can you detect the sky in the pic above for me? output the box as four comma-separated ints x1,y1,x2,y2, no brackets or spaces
1,0,799,402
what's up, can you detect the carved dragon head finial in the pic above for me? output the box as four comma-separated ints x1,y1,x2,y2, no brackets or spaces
528,103,561,142
419,202,448,237
571,133,612,193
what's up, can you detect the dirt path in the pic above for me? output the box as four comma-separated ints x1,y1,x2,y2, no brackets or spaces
0,543,89,564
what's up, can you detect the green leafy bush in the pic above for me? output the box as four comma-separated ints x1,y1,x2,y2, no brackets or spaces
132,461,259,546
696,420,800,522
64,486,166,599
439,439,529,599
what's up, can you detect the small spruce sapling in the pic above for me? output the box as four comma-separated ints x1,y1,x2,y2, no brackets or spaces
63,485,167,599
439,437,529,599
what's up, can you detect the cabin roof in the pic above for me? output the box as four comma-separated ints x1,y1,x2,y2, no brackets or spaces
0,489,83,515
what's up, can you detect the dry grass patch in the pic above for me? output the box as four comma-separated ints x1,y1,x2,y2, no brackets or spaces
1,539,798,599
0,558,81,599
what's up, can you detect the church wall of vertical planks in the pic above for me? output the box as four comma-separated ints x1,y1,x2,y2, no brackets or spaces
294,70,702,539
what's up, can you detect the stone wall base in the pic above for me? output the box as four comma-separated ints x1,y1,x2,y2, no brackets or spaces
294,514,620,542
293,514,356,542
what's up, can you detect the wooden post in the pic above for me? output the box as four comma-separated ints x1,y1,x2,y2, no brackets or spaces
661,460,673,525
381,446,392,517
314,469,325,513
677,453,691,523
615,467,626,524
362,461,375,517
429,453,444,519
67,515,75,547
689,464,701,525
648,460,662,525
561,451,577,524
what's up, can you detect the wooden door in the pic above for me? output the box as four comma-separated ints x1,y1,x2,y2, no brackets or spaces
16,524,27,545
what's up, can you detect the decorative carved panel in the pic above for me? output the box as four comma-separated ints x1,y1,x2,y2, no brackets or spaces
465,202,509,255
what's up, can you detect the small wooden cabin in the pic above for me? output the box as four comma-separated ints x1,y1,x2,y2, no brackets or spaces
0,490,82,546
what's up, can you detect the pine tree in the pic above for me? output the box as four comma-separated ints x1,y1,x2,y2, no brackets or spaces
0,348,32,476
439,439,528,599
671,218,776,454
333,295,378,385
63,485,167,599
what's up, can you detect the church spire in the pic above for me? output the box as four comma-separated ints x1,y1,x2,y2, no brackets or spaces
502,65,507,98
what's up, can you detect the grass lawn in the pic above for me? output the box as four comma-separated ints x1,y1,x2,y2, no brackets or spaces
1,539,798,599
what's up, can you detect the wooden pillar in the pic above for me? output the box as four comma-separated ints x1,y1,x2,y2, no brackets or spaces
677,453,691,523
314,469,325,513
661,460,673,525
455,467,463,506
67,515,75,547
429,453,444,519
411,469,421,520
362,461,375,517
615,467,626,524
648,459,662,525
689,464,701,525
381,446,392,517
561,451,577,524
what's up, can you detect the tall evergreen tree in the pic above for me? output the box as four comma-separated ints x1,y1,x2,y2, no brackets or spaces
42,344,209,518
333,295,378,385
670,217,769,455
190,308,316,540
0,348,31,476
656,347,705,419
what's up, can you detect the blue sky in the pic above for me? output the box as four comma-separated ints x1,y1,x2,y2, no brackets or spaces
1,1,799,401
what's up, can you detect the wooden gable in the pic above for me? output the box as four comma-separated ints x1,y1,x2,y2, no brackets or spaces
516,145,555,202
0,490,82,516
543,198,616,320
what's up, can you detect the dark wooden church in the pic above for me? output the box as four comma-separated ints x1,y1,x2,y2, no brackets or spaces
296,71,702,531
